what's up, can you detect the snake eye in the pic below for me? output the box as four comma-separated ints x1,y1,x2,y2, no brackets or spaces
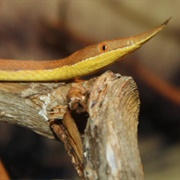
100,43,108,52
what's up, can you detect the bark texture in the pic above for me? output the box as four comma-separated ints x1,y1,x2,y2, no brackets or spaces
84,72,143,179
0,71,143,179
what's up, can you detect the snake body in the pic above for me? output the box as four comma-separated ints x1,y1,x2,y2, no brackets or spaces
0,18,170,81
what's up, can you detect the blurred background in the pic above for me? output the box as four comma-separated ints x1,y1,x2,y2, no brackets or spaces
0,0,179,179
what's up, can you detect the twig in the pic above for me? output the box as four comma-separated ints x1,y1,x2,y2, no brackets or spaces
134,62,180,105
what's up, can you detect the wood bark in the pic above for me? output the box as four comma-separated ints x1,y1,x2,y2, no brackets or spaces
0,71,143,179
84,72,143,179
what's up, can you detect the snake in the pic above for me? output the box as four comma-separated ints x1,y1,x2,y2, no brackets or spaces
0,18,170,81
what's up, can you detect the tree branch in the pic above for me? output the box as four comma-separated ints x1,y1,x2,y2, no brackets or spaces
0,71,143,179
84,71,143,179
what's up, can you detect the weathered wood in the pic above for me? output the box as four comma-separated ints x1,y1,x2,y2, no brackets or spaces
0,71,143,179
84,72,143,179
0,82,66,139
0,81,93,139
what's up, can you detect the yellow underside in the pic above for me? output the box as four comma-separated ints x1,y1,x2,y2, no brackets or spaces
0,18,168,81
0,46,136,81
